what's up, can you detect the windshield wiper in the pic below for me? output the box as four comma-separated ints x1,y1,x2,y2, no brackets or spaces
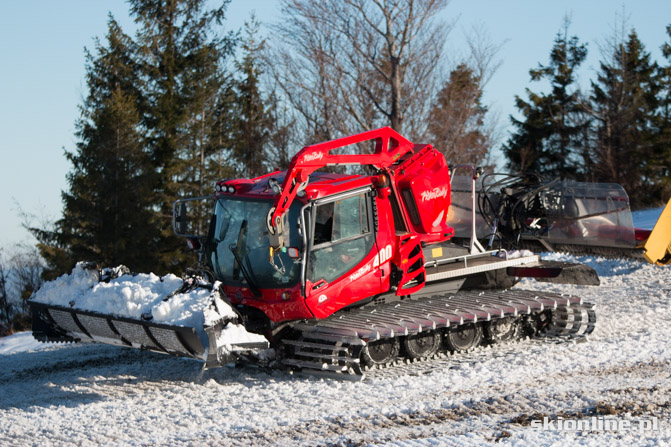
228,220,262,297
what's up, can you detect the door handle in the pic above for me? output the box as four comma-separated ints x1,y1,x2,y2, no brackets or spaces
312,279,327,290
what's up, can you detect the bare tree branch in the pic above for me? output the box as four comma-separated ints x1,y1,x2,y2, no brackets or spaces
269,0,451,140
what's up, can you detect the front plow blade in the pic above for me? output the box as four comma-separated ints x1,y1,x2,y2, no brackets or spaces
30,300,270,367
642,198,671,266
28,264,270,368
31,301,207,360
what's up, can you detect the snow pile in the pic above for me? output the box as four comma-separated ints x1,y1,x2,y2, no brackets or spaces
32,263,192,323
30,262,100,307
30,262,266,352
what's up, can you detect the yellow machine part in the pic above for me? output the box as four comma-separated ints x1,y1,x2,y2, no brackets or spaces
642,198,671,266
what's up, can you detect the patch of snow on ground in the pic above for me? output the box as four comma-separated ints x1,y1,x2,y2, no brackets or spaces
0,331,61,355
632,206,665,230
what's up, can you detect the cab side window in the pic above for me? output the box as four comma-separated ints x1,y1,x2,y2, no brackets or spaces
313,202,335,245
308,193,374,283
334,194,369,239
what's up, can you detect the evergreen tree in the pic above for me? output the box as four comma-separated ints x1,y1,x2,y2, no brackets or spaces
265,93,296,170
503,21,588,179
589,29,659,206
34,1,238,277
129,0,237,272
653,24,671,200
33,17,157,278
427,63,491,166
229,17,274,178
660,25,671,120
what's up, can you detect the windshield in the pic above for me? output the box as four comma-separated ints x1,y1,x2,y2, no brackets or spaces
208,197,303,289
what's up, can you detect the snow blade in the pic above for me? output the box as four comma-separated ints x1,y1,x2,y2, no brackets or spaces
30,301,207,359
641,198,671,266
30,300,270,367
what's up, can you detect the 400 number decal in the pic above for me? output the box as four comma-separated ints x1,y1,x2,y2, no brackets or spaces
373,244,393,268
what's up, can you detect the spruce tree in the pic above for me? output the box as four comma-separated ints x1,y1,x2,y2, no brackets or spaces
33,17,157,278
653,24,671,201
229,17,274,178
589,29,659,206
503,21,588,179
427,63,490,166
32,2,239,278
129,0,237,272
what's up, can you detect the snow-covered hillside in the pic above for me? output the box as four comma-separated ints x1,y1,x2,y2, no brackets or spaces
1,251,670,446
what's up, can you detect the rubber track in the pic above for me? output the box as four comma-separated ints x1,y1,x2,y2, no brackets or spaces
281,289,596,379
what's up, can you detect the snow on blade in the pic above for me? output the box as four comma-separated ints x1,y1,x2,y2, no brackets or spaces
202,293,238,326
30,262,266,352
29,262,100,307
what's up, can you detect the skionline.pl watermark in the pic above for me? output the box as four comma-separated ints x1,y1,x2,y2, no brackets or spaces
531,416,660,433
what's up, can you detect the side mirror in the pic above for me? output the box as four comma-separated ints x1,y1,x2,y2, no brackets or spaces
178,203,187,234
172,195,215,238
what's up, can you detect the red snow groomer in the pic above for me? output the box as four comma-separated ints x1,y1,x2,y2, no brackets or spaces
30,128,671,378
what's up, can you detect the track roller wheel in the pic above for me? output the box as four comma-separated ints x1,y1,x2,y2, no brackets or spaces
403,330,441,359
524,310,552,336
444,323,483,352
484,317,520,344
362,337,400,368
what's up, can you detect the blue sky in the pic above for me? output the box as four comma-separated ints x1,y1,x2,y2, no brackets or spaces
1,0,669,248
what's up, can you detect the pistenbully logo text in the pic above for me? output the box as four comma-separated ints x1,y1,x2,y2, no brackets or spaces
421,187,448,202
304,152,324,162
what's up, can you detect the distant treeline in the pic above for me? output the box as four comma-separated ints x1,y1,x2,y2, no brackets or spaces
504,18,671,210
0,246,41,334
25,0,671,281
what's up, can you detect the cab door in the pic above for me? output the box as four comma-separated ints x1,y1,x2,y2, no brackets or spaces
304,188,383,318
